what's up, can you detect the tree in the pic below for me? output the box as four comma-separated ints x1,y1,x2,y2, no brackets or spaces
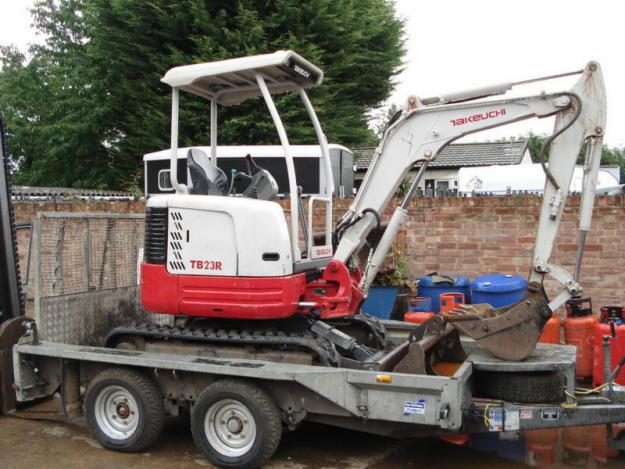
0,0,405,190
370,102,402,142
524,132,624,175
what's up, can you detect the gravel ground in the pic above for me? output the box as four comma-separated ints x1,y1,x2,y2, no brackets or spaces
0,399,526,469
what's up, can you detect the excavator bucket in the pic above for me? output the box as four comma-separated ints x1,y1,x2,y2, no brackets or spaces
446,283,552,361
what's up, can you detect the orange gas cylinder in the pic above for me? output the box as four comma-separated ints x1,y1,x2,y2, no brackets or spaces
592,307,625,386
590,424,619,463
404,312,436,324
563,426,591,452
440,433,470,445
439,292,465,314
564,297,598,379
524,428,558,468
539,316,561,344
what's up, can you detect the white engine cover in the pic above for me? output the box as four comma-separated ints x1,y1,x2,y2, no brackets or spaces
148,195,293,277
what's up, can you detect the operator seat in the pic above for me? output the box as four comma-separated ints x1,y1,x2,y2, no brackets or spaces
187,148,228,196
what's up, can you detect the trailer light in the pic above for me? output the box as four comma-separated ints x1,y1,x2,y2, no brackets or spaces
376,374,393,383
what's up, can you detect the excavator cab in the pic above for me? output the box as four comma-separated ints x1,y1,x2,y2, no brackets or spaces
141,51,337,321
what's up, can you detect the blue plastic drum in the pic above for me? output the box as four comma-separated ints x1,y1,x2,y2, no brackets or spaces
471,274,527,308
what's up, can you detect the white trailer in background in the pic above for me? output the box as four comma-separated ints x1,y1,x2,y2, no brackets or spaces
143,144,354,198
458,163,620,195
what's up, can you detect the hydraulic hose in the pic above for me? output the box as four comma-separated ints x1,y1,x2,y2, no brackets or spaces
538,92,582,190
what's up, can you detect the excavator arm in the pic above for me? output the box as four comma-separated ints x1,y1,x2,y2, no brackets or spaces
334,62,606,360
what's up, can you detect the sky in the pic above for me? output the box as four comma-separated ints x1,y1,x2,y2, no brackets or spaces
1,0,623,146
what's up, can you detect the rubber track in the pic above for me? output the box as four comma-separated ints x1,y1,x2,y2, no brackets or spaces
106,323,341,366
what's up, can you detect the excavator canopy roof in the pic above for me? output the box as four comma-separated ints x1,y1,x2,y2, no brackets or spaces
161,50,323,106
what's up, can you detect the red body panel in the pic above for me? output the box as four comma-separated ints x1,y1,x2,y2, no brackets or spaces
141,263,306,319
141,263,180,314
141,259,362,320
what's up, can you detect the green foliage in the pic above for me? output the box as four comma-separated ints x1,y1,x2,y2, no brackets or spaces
371,102,401,142
395,176,412,198
374,246,415,292
524,132,625,172
0,0,405,189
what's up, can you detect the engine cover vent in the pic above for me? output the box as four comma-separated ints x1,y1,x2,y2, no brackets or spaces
144,207,168,264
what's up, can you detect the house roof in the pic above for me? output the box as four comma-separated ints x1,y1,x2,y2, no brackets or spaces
353,140,529,171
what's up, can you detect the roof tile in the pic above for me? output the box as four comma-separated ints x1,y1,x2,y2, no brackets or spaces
353,141,528,171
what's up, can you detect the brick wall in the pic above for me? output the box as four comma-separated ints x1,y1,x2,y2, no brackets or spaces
302,195,625,312
13,195,625,313
13,199,145,224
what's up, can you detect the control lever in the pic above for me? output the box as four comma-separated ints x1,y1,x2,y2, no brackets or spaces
245,153,262,176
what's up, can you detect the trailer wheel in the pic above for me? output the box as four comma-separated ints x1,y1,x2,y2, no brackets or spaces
85,367,164,452
191,379,282,469
474,371,564,403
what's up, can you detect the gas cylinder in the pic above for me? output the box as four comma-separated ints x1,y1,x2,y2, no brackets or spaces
523,428,558,468
590,424,619,463
593,306,625,386
538,316,561,344
600,305,625,323
440,433,470,445
564,297,598,379
404,311,436,324
562,426,591,466
439,292,465,314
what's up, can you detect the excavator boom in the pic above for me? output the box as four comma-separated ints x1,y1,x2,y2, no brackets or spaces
334,62,606,360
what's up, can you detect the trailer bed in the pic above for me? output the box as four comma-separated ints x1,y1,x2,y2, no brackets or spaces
12,336,625,436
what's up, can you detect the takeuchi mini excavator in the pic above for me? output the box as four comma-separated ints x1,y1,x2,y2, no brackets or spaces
106,51,606,368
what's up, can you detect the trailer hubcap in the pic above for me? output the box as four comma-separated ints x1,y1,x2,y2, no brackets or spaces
94,385,139,440
205,399,256,457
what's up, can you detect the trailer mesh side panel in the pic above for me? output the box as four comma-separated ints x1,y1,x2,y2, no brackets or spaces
32,213,171,345
37,216,144,297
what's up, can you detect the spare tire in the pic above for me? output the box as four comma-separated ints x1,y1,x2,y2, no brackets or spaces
473,371,565,403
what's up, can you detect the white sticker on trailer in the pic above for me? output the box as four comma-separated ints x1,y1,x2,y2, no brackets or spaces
403,400,425,416
504,409,520,431
403,400,426,416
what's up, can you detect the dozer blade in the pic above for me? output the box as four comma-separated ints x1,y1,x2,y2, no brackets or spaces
446,291,552,361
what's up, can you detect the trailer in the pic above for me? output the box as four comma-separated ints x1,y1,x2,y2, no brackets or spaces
4,317,625,469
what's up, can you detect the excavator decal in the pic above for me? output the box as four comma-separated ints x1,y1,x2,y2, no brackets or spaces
449,108,507,126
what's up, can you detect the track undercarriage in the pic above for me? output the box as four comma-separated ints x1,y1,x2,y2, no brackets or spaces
105,312,475,378
105,314,389,370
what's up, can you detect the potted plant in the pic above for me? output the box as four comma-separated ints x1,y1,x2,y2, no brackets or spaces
362,246,415,319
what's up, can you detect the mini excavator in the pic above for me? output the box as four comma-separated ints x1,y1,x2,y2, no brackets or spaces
4,51,606,369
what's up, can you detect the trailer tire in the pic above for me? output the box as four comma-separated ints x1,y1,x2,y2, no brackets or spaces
85,367,164,452
191,379,282,469
474,371,564,403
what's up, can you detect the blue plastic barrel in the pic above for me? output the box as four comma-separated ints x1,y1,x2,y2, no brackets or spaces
471,274,527,308
417,274,471,313
362,286,399,319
